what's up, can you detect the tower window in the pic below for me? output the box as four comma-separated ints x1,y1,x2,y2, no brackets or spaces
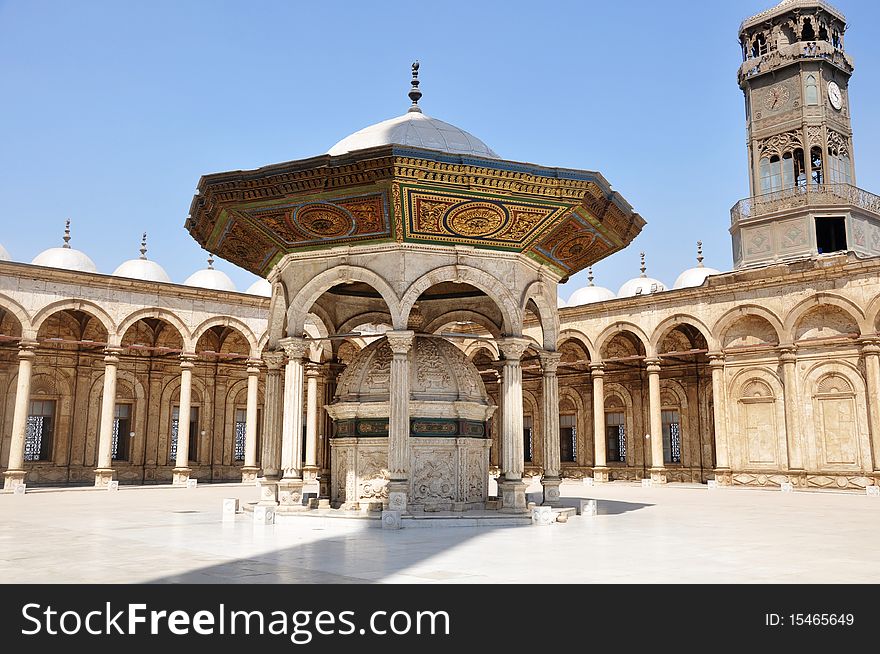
815,217,847,254
802,18,816,42
25,400,55,461
805,75,818,106
810,146,824,186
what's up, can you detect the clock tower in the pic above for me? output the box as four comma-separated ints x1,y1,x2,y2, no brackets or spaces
731,0,880,269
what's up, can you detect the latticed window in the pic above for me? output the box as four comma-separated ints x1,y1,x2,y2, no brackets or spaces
662,410,682,464
805,75,819,105
523,415,533,462
111,404,132,461
170,405,199,463
25,400,55,461
559,413,576,462
606,412,625,462
234,409,247,462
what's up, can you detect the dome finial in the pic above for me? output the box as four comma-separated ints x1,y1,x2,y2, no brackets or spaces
588,266,595,287
63,219,71,249
639,252,647,278
139,232,148,260
207,253,215,269
408,61,422,113
696,240,704,268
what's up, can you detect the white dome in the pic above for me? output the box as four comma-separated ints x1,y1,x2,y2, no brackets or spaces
328,111,499,159
32,246,98,273
246,278,272,297
617,276,667,298
0,242,10,261
557,295,567,308
184,267,236,292
113,258,171,283
673,266,721,289
569,285,616,306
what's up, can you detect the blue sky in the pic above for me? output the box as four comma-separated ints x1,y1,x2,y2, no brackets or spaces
1,0,878,298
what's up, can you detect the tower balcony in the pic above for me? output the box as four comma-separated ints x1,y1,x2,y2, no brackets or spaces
738,40,854,87
729,183,880,269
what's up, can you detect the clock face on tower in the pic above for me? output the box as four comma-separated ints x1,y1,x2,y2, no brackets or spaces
764,85,790,110
828,81,843,110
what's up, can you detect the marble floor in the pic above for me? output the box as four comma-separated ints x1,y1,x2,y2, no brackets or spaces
2,480,878,583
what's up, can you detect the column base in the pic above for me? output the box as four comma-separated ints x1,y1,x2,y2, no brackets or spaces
650,468,667,485
592,467,610,483
303,465,321,497
3,470,26,491
386,479,408,513
93,468,115,488
257,478,279,506
713,468,732,486
240,466,260,484
499,479,528,513
172,467,192,486
540,476,562,506
278,478,305,506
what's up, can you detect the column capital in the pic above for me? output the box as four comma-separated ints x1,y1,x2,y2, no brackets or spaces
498,336,530,362
858,337,880,356
589,362,606,376
246,360,261,376
645,357,662,373
179,353,197,369
103,347,124,365
538,351,562,374
777,344,798,361
18,340,38,360
263,350,286,370
385,330,415,355
279,336,308,359
707,351,726,366
304,362,323,378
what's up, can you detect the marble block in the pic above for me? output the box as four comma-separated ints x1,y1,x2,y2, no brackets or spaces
222,498,239,515
13,484,26,496
531,505,554,526
866,485,879,496
580,499,598,516
253,506,275,525
107,481,119,491
780,482,793,492
186,478,198,489
641,478,652,487
382,510,402,530
582,477,594,486
707,480,718,489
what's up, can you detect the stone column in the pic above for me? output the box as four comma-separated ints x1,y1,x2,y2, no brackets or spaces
257,351,284,505
646,358,666,484
591,363,609,482
321,362,343,498
240,360,261,483
278,336,307,506
539,351,562,506
302,362,322,496
94,348,123,487
172,355,196,485
3,341,37,490
859,339,880,472
385,330,414,513
708,352,731,485
498,337,529,512
779,346,803,471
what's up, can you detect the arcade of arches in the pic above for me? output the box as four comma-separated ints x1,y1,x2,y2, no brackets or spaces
3,249,880,493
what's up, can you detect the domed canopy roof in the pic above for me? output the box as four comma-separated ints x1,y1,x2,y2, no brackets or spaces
112,233,171,283
568,267,615,305
673,241,721,289
328,111,500,159
183,254,236,292
327,61,499,159
31,220,98,273
0,242,10,261
335,336,490,406
617,252,666,298
245,278,272,297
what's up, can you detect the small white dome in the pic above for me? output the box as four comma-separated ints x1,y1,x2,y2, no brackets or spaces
32,247,98,273
113,258,171,283
557,295,567,308
569,285,616,306
673,266,721,289
617,276,667,298
246,278,272,297
328,111,499,159
0,242,10,261
184,267,237,292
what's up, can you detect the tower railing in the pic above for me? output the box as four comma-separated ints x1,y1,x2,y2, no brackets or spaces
731,183,880,225
739,40,854,84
